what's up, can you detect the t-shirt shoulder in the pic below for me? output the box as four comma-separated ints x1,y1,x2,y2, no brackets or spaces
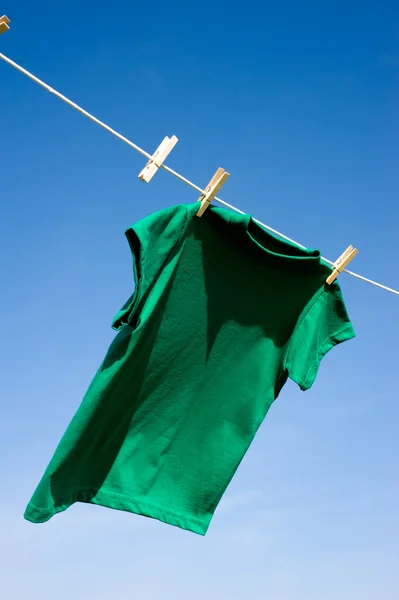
284,281,356,391
111,203,188,331
126,203,189,239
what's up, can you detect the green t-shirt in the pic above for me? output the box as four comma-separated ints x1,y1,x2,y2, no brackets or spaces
24,202,355,535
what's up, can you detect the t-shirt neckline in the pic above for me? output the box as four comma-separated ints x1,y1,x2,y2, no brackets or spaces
244,213,321,269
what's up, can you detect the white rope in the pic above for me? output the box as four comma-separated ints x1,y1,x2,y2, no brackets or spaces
1,52,398,297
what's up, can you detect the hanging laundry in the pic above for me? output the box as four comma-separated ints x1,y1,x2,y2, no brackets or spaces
24,202,355,535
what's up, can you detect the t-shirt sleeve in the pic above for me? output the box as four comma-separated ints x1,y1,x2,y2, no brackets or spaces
111,203,188,330
285,281,356,391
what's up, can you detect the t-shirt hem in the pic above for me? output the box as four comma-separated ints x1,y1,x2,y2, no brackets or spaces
24,489,210,536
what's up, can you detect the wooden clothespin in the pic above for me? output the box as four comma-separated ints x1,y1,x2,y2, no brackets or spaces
138,135,178,183
0,15,10,35
326,245,358,284
196,168,230,217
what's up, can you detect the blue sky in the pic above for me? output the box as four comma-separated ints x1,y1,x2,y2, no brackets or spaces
1,1,399,598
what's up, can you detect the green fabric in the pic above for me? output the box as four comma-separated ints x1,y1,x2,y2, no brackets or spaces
24,202,355,535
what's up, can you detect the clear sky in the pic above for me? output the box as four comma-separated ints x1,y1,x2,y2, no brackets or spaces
1,1,398,598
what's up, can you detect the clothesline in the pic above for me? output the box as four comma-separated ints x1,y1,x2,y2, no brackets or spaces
1,52,398,297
